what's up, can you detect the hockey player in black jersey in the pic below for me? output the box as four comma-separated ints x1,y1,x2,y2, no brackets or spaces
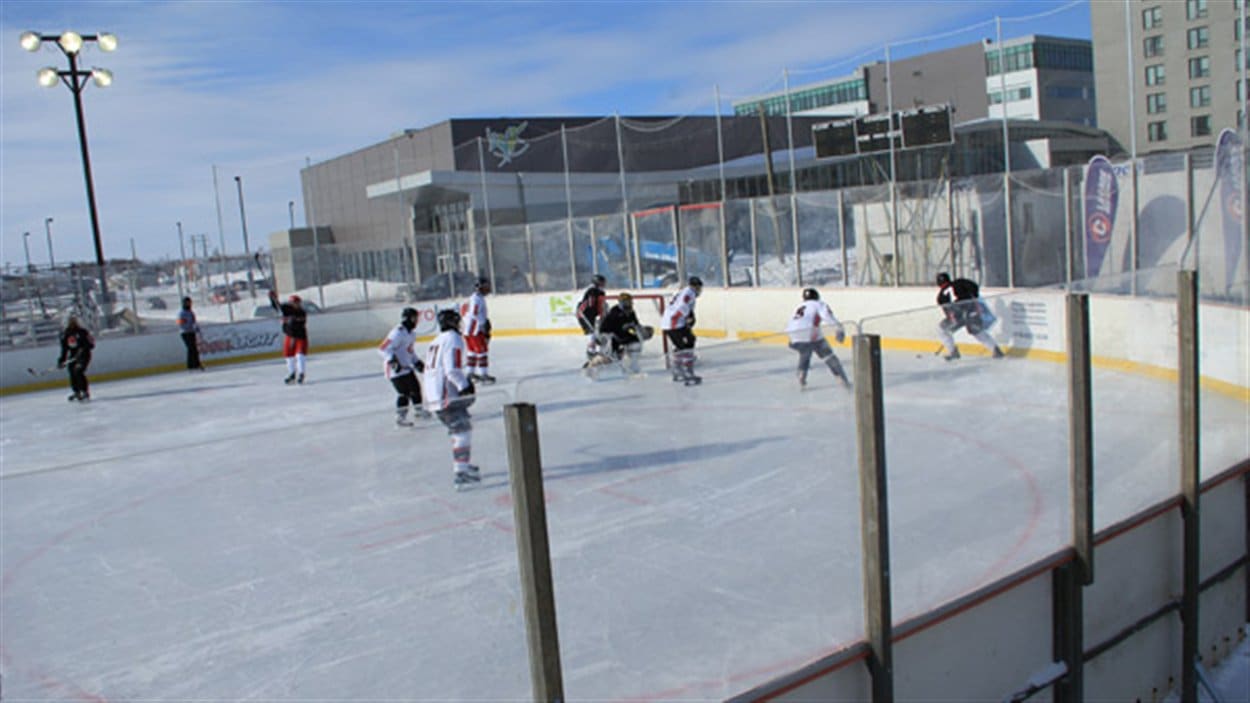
594,292,653,376
56,316,95,401
935,272,1004,361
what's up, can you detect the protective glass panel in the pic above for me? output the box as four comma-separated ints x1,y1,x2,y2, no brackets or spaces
859,290,1070,621
1009,169,1068,288
795,191,847,287
894,178,956,287
489,225,531,296
678,203,725,286
754,195,797,286
724,199,755,287
844,183,890,286
530,221,573,293
514,331,861,698
631,206,679,288
589,214,633,289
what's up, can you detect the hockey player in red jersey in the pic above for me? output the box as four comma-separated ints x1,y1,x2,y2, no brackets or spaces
785,288,850,389
935,272,1004,361
424,308,479,488
379,307,428,426
269,289,310,383
462,277,495,384
661,276,703,385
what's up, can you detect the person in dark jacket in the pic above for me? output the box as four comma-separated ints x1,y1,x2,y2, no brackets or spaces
269,290,309,384
935,272,1004,361
596,292,653,376
57,316,95,401
177,297,205,371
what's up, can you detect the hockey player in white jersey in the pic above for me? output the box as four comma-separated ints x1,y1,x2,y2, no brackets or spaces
785,288,851,389
424,308,479,487
378,307,429,426
661,276,703,385
463,277,495,384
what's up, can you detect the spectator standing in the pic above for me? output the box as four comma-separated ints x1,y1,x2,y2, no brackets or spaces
177,297,205,371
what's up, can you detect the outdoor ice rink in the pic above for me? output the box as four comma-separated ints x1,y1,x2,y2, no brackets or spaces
2,334,1247,701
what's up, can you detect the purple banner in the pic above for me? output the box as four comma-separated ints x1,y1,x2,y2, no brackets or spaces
1215,129,1245,289
1083,155,1119,278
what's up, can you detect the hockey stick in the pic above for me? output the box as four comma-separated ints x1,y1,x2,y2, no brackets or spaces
27,365,59,377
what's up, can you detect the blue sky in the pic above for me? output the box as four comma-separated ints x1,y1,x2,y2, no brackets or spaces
1,0,1089,266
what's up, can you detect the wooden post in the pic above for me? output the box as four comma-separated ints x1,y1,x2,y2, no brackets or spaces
854,334,894,701
504,403,564,702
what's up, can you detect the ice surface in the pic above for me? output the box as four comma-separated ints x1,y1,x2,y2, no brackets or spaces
2,334,1246,700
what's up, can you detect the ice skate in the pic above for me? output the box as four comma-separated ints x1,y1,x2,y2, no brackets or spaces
473,373,496,385
992,347,1005,359
284,373,296,385
798,370,808,389
943,349,961,361
297,373,305,384
412,406,432,420
682,373,703,386
395,414,414,427
454,465,481,489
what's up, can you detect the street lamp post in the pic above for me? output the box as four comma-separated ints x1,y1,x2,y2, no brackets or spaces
44,217,56,270
176,221,187,301
22,232,33,272
21,30,117,319
234,175,256,298
288,200,295,230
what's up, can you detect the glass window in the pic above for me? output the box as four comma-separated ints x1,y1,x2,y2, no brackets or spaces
1190,85,1211,108
1143,6,1164,29
1190,115,1212,137
1144,35,1165,57
1146,64,1166,85
1239,79,1248,102
985,43,1036,75
1188,56,1211,78
1187,26,1209,49
1148,121,1168,142
1186,0,1207,20
1147,93,1167,114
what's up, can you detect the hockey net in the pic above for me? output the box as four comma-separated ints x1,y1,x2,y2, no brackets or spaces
603,292,668,362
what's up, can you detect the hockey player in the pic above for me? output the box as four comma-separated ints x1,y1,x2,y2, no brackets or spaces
661,275,703,385
935,272,1005,361
785,288,851,389
379,307,429,426
576,274,608,364
269,289,310,383
463,277,495,384
56,316,94,402
424,308,480,487
598,292,653,375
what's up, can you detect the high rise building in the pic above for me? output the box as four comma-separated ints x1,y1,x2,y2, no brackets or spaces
1093,0,1248,154
733,35,1095,128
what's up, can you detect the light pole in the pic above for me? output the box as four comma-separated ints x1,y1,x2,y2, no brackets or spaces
44,217,56,270
176,221,187,301
234,175,256,298
288,200,295,230
22,232,33,272
21,29,117,317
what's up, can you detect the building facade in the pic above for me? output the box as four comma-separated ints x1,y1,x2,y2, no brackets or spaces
734,35,1095,128
1093,0,1248,154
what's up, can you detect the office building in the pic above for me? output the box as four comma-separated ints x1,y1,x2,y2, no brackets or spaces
1093,0,1248,153
733,35,1096,128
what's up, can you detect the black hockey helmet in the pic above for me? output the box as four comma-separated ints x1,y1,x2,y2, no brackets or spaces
688,276,703,290
475,276,492,293
592,274,606,287
936,272,951,286
617,291,633,309
437,308,462,331
802,287,819,301
401,307,419,328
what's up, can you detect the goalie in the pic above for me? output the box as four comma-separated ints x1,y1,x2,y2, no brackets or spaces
590,292,653,375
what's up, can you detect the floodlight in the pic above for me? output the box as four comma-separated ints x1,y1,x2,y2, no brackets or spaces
91,68,113,87
20,31,42,52
58,31,83,54
37,67,59,87
97,33,117,52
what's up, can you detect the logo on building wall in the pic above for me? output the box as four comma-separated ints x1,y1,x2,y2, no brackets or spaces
485,121,530,166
